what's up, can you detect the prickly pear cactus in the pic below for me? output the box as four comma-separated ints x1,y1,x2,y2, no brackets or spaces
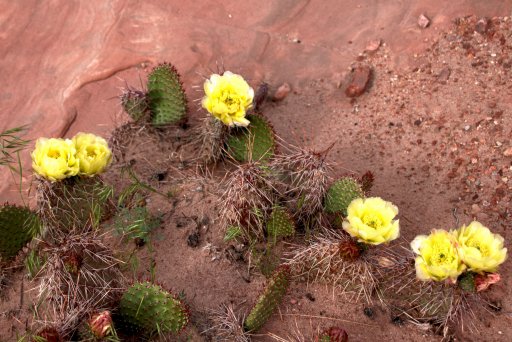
226,114,275,162
147,63,188,126
121,89,149,122
244,266,290,332
0,204,40,260
118,282,189,337
458,272,476,292
37,177,113,231
266,206,295,241
324,177,364,217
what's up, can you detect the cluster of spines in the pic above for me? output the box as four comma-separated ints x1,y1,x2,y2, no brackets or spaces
121,89,149,122
117,281,189,337
243,266,290,332
0,203,40,260
266,206,295,242
226,114,276,163
37,177,112,232
147,63,188,126
324,177,364,217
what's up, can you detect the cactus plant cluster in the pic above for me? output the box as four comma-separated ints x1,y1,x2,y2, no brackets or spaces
121,63,188,126
117,281,189,337
0,204,40,261
243,266,290,332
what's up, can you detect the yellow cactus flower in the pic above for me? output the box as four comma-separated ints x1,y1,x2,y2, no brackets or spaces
31,138,79,181
342,197,400,245
411,230,466,282
201,71,254,127
72,133,112,176
455,221,507,273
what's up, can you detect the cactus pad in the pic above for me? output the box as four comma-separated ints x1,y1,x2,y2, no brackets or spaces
118,282,189,337
324,177,364,216
121,89,149,122
0,204,40,260
244,266,290,332
147,63,188,126
266,206,295,241
226,114,275,162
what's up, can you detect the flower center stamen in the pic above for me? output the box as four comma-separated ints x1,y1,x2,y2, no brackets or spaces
362,213,383,229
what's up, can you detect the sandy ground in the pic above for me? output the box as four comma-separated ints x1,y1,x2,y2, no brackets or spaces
1,1,512,341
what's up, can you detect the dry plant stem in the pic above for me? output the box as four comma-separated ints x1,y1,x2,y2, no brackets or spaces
219,163,276,240
35,228,124,335
205,304,250,342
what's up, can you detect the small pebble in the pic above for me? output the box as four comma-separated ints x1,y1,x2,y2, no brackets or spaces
365,39,381,53
273,83,291,101
503,147,512,157
418,14,430,29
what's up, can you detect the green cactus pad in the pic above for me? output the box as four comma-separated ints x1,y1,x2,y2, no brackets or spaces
458,272,476,293
147,63,188,126
118,282,189,337
244,266,290,332
226,114,275,162
0,204,40,260
324,177,364,216
266,206,295,241
121,89,149,122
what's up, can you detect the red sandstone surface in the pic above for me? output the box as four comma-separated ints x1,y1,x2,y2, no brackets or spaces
1,0,510,203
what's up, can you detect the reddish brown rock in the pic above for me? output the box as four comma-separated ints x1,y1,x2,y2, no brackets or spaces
504,147,512,157
345,65,372,97
273,83,291,101
365,39,382,53
436,67,451,84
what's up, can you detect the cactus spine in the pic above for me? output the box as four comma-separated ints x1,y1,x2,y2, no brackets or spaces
226,114,275,162
121,89,149,122
147,63,188,126
0,204,40,260
243,266,290,332
118,282,189,337
324,177,364,217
